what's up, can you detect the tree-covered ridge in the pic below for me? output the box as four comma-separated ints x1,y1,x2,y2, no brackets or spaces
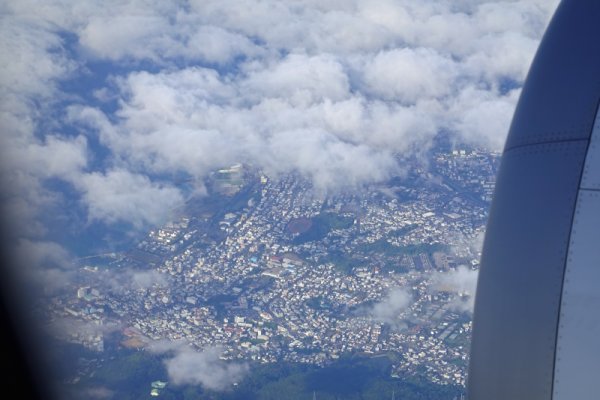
68,349,462,400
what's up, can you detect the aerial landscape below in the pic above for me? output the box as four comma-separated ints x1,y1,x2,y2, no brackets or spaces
45,145,496,399
0,1,560,398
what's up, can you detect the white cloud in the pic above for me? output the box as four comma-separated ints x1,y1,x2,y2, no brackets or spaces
0,0,560,243
0,17,74,104
362,47,458,103
14,239,75,293
463,31,539,83
243,53,351,104
15,239,72,269
128,270,168,289
11,135,88,180
369,287,412,327
432,266,479,313
0,14,82,237
79,15,169,61
185,25,264,64
95,268,170,295
450,86,522,150
149,342,248,391
165,348,248,390
75,169,183,228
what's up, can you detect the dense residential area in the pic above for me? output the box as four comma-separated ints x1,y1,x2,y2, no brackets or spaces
45,148,498,393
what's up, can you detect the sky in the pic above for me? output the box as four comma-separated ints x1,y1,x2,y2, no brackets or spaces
1,0,559,390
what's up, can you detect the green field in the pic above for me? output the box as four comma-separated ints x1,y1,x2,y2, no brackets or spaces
292,213,354,244
359,240,447,258
67,350,463,400
321,250,363,274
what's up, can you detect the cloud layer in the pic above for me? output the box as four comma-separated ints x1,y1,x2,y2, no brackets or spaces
0,1,559,263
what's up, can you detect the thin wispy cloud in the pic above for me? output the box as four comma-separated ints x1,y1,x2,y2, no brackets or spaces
432,266,479,313
369,287,413,328
149,341,248,391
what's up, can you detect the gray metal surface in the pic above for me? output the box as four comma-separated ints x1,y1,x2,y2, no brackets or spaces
468,1,600,399
581,111,600,190
553,190,600,399
468,141,587,399
505,0,600,151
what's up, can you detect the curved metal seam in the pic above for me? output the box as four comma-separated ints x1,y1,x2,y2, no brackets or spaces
503,138,588,154
550,98,600,399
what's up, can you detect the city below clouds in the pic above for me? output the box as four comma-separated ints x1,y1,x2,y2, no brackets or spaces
432,266,479,313
367,265,479,329
0,3,559,393
0,0,558,269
